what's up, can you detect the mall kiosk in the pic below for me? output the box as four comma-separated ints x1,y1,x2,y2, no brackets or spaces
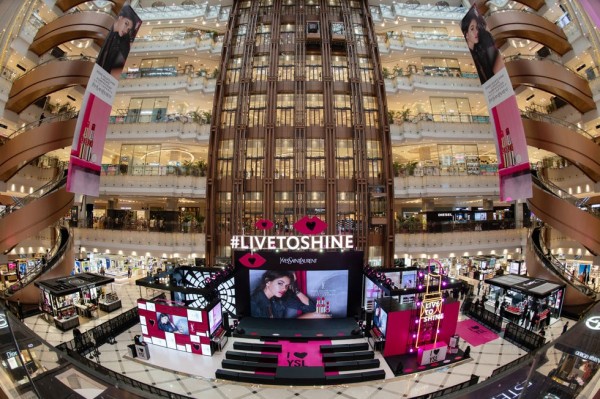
135,265,234,357
35,273,116,331
484,274,566,326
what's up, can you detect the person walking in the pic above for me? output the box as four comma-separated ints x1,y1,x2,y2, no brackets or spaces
16,299,23,322
127,266,132,279
562,322,569,335
494,298,500,314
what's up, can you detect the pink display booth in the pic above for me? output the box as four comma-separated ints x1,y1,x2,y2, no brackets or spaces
377,297,460,358
137,298,223,356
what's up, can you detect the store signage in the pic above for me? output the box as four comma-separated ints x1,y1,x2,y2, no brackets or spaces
575,350,600,364
421,298,444,323
5,350,18,359
230,235,353,251
0,312,7,329
585,316,600,331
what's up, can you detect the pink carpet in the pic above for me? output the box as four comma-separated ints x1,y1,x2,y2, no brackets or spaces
456,319,499,347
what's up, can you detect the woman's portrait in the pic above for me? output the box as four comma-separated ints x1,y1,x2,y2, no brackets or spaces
157,313,177,333
96,5,142,78
461,6,503,84
250,270,320,318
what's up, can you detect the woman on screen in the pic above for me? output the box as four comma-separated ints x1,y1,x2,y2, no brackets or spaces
251,270,318,318
157,313,177,333
461,6,503,84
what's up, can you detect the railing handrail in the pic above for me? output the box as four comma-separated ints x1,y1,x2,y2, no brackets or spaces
0,174,66,218
3,110,79,141
522,110,596,140
531,226,595,296
503,54,580,76
15,55,96,79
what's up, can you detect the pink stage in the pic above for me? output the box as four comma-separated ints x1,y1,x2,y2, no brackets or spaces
456,319,499,347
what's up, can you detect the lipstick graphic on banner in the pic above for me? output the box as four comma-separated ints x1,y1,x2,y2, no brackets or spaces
294,216,327,235
239,252,266,268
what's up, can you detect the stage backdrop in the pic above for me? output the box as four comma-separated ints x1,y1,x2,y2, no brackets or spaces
67,6,141,196
234,250,363,319
461,5,531,202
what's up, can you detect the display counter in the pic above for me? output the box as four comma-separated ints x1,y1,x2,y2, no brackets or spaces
74,303,97,318
98,299,122,313
54,315,80,331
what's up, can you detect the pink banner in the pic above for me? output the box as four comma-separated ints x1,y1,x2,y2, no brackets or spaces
67,6,142,196
461,6,531,201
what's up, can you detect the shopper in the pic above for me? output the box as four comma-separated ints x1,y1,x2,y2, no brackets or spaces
127,266,132,279
494,298,500,314
16,299,23,321
562,322,569,335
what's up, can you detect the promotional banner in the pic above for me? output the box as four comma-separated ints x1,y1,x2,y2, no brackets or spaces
67,5,141,196
461,5,532,201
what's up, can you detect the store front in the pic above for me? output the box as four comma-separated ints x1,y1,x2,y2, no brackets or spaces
484,275,565,327
35,273,118,331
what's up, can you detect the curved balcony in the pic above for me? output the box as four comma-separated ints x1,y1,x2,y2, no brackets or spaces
395,228,527,258
512,0,545,10
107,119,210,142
131,35,223,55
100,174,206,197
0,113,77,181
29,11,114,56
0,176,74,253
390,113,492,143
5,57,94,114
505,57,596,114
56,0,126,13
116,74,216,95
394,174,499,198
487,10,572,56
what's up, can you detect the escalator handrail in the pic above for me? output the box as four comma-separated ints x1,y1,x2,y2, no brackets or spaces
1,111,79,143
531,227,595,297
532,172,599,220
4,226,71,297
0,174,67,218
521,110,598,141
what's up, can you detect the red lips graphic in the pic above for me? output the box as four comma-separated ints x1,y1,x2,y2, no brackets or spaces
239,252,266,268
255,219,274,230
294,216,327,235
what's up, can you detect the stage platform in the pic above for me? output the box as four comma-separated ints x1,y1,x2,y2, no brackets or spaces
234,317,360,340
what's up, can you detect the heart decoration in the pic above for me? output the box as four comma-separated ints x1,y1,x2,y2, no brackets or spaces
306,221,316,231
433,349,440,355
294,352,308,359
149,319,155,326
239,252,266,268
193,344,200,351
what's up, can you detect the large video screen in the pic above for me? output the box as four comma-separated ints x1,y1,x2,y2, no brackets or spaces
249,269,348,318
235,250,363,318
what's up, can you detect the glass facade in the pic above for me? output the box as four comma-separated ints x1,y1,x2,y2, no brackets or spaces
206,0,395,264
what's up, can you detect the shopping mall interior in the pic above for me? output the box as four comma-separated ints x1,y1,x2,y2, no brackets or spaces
0,0,599,398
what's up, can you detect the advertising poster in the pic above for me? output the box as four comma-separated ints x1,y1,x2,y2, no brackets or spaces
67,6,142,196
461,5,531,201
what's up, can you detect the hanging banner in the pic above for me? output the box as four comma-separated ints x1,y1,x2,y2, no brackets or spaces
461,5,532,201
67,5,142,196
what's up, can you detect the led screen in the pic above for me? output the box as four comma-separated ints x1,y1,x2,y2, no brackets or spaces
401,271,417,289
249,269,348,319
208,301,222,336
373,300,388,337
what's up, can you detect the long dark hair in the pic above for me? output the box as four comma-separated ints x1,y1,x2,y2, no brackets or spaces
254,270,296,295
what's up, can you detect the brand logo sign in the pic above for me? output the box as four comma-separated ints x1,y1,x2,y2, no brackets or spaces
230,235,353,251
585,316,600,331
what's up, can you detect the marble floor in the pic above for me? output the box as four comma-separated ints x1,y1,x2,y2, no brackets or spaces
22,280,576,398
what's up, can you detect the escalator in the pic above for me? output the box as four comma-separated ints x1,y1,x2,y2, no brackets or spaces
520,109,600,313
526,171,599,313
528,226,597,310
3,226,74,307
0,173,74,254
0,111,77,181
